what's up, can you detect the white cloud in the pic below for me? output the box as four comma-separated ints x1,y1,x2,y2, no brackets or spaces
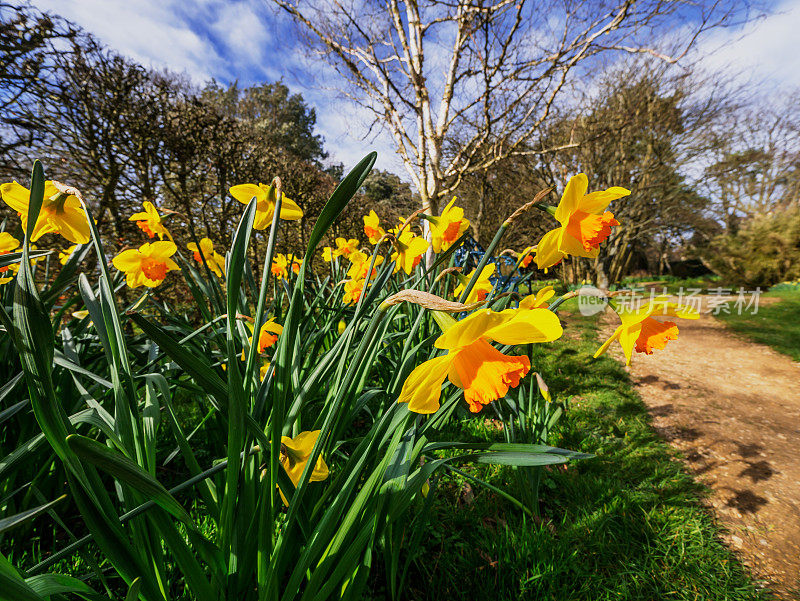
693,0,800,90
313,98,405,174
208,2,275,79
28,0,224,82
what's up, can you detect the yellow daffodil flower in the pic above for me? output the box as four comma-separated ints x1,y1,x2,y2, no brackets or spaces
271,253,290,280
452,263,495,304
391,229,428,275
342,278,364,304
260,361,270,381
241,317,283,361
322,246,334,262
0,232,20,284
287,253,302,274
112,241,179,288
0,232,20,255
518,285,555,309
58,244,77,265
257,318,283,353
594,298,699,365
1,180,90,244
187,238,226,278
337,320,346,335
517,246,535,268
429,197,469,253
229,183,303,230
534,174,629,269
346,251,383,280
363,210,386,244
72,310,90,320
398,306,563,414
279,430,329,504
333,237,359,259
129,201,170,240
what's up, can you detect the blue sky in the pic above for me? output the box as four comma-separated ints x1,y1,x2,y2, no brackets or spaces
22,0,800,176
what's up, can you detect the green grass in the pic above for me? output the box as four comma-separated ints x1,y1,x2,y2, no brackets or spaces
408,304,771,601
715,290,800,362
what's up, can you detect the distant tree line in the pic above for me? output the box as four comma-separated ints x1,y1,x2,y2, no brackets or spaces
0,2,365,282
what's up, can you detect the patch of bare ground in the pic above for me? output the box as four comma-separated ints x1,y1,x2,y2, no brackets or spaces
598,299,800,599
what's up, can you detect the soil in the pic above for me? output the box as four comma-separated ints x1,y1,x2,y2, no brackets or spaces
597,298,800,599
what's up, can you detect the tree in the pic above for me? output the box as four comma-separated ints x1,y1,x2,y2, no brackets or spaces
273,0,757,215
362,169,417,215
202,81,328,165
0,4,340,264
701,100,800,235
0,3,75,158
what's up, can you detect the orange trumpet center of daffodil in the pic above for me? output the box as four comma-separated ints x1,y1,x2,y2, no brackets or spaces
256,319,283,353
136,220,156,238
448,339,530,413
441,220,463,245
259,332,279,350
565,210,619,252
634,317,678,355
141,257,168,281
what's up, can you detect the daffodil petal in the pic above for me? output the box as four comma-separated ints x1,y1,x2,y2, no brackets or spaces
278,196,304,220
619,322,642,366
554,173,588,224
53,202,91,244
282,430,319,457
230,183,266,205
398,354,452,414
578,187,630,214
112,249,142,271
534,228,564,269
0,181,30,213
594,325,622,359
483,307,563,345
434,309,511,350
148,241,178,258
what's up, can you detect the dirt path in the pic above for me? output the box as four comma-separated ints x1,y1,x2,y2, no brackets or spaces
598,300,800,598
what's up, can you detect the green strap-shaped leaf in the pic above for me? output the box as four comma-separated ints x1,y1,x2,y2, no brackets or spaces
129,313,227,403
66,434,193,525
24,574,97,598
0,495,66,535
0,250,50,268
0,553,45,601
125,577,143,601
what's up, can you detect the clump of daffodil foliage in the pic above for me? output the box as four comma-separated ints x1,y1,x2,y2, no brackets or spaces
0,155,697,601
